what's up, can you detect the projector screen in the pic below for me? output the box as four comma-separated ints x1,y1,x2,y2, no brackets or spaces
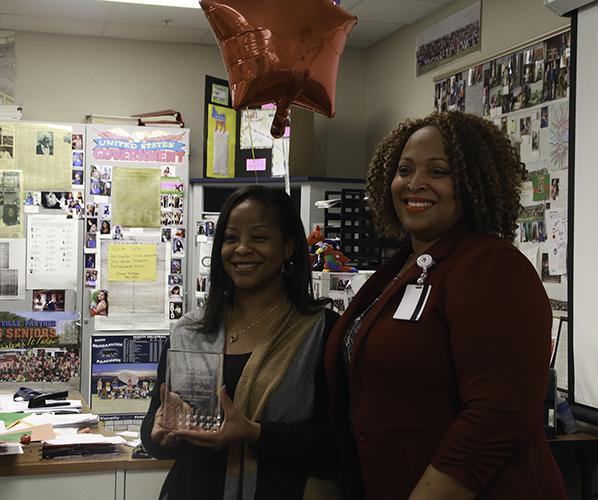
572,3,598,417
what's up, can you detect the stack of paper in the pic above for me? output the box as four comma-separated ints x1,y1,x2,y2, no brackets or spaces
0,105,22,121
21,413,98,428
42,434,126,459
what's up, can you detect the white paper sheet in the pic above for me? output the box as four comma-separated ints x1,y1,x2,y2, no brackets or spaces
44,434,126,445
0,238,25,299
26,215,78,289
519,246,540,275
546,208,568,275
22,413,98,428
95,235,169,331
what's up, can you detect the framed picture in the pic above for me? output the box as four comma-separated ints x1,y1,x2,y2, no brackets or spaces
416,1,481,76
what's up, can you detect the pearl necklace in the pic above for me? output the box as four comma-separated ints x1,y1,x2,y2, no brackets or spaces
228,302,285,344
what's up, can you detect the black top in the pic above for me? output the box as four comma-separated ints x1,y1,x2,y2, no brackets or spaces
140,309,340,500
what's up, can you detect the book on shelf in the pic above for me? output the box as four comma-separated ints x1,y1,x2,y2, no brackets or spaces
132,109,185,128
85,113,139,125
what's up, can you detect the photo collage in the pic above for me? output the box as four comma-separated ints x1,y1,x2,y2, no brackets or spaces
85,170,187,322
434,30,571,311
0,123,83,392
195,215,217,309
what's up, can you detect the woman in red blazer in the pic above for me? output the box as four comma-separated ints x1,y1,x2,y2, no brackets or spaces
325,112,568,499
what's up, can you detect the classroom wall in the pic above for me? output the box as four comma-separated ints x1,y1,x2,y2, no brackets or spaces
13,31,226,179
363,0,570,161
12,31,368,180
313,48,367,179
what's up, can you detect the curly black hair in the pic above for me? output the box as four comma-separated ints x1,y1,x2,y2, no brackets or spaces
367,111,526,241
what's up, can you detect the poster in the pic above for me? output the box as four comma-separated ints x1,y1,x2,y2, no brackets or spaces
0,169,23,238
15,123,73,191
26,215,78,290
89,127,188,165
0,311,80,391
0,238,25,299
90,334,167,415
206,104,236,178
112,167,161,228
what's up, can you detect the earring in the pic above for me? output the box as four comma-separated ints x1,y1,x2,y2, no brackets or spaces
281,259,295,277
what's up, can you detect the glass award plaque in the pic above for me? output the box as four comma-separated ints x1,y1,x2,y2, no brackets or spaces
163,349,223,431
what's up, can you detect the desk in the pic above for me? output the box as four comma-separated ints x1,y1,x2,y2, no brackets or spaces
549,431,598,500
0,443,173,500
0,389,173,500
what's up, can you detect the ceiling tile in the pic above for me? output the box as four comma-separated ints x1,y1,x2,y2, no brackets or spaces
103,22,206,43
0,0,116,21
110,3,210,30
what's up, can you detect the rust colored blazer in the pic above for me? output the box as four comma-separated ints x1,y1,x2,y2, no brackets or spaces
325,223,568,500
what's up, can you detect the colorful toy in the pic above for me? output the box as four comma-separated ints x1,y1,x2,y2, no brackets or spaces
307,225,324,246
315,242,357,272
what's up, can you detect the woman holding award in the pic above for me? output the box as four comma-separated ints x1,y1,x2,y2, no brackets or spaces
325,112,568,499
141,186,341,500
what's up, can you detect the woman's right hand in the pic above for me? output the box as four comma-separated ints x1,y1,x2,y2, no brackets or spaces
150,384,181,448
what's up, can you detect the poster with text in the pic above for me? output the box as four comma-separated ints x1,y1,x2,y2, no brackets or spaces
0,311,80,391
206,104,236,178
90,334,167,415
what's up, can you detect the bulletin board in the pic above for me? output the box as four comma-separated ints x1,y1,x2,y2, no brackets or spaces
0,120,85,394
0,120,191,423
81,124,190,412
203,75,291,179
433,30,571,391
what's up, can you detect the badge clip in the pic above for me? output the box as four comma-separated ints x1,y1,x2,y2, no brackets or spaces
416,254,434,285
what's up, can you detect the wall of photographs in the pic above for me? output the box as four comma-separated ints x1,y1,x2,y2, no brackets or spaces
434,29,571,389
0,121,85,396
82,125,190,428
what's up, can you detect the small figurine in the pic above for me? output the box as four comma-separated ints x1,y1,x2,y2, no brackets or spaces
315,242,357,272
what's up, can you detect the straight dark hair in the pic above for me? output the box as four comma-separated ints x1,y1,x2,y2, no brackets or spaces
199,185,327,333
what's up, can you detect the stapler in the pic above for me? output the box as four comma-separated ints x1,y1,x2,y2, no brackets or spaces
28,390,69,409
14,387,42,401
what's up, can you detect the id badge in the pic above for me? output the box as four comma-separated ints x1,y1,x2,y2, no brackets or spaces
392,284,431,322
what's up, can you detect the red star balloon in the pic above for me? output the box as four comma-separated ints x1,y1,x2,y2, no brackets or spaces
200,0,357,138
